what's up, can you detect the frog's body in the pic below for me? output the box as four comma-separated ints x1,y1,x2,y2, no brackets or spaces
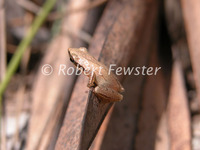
68,47,124,102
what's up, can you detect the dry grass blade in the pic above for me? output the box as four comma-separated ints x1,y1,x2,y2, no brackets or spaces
81,0,159,149
135,42,171,150
0,0,6,81
167,59,191,150
56,0,159,149
0,0,6,149
91,29,158,150
90,107,113,150
181,0,200,108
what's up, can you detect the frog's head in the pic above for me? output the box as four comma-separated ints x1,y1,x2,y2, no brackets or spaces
68,47,88,67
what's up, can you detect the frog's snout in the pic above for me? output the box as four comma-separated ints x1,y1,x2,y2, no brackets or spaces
68,48,72,52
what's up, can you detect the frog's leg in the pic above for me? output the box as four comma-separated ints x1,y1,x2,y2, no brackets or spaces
87,72,96,88
94,85,123,102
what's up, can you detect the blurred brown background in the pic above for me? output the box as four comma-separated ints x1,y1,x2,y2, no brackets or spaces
0,0,199,150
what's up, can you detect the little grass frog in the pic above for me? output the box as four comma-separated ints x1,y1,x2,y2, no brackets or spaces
68,47,124,102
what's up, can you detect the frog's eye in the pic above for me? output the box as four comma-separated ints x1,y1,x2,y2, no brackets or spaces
79,47,87,53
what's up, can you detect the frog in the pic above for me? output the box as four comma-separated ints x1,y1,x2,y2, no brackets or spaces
68,47,125,102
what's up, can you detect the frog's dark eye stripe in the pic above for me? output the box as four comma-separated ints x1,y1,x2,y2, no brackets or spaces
70,57,74,63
